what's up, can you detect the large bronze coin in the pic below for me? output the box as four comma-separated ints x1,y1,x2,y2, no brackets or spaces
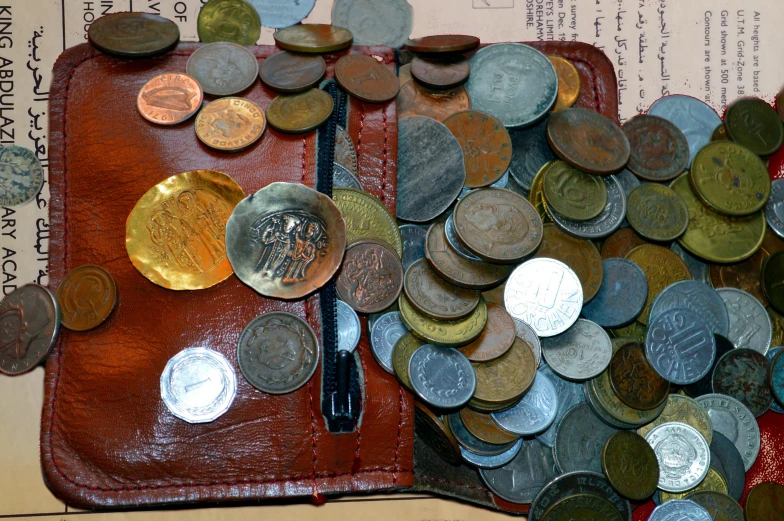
725,97,784,156
547,55,581,112
443,110,512,188
625,244,690,325
540,494,623,521
195,97,266,151
186,42,259,97
601,228,648,260
336,240,403,314
764,251,784,314
335,54,399,103
126,170,245,290
399,294,487,347
137,73,203,126
470,336,536,405
225,182,346,299
547,107,631,175
458,303,516,362
410,56,470,90
88,12,179,58
622,114,689,182
332,188,403,258
392,332,424,391
534,223,603,302
542,160,607,221
459,408,519,445
415,402,461,465
453,188,543,264
259,51,326,93
274,24,353,53
405,34,480,54
601,431,659,501
0,284,60,376
403,258,480,320
626,183,689,242
397,81,471,122
197,0,261,45
609,342,669,410
743,482,784,521
56,266,117,332
266,89,334,134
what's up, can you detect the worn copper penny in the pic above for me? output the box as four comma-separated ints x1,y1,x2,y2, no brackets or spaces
460,408,520,445
0,284,60,376
745,482,784,521
273,24,353,53
88,12,179,58
601,228,649,260
622,114,690,182
56,265,118,332
534,223,603,302
547,107,631,175
712,348,773,417
194,97,266,151
336,240,403,314
609,342,670,411
547,55,581,112
259,51,326,93
458,303,516,362
405,34,480,53
443,110,512,188
415,402,461,465
186,42,259,97
397,80,471,122
410,55,470,90
404,258,480,320
453,188,543,264
266,89,334,134
471,336,537,405
335,54,399,103
137,73,203,126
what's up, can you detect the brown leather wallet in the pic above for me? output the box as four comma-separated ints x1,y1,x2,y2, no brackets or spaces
41,39,617,512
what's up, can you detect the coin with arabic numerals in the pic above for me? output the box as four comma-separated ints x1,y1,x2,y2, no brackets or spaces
0,146,44,207
266,89,334,134
259,51,325,93
56,265,117,332
622,114,689,182
161,348,236,423
649,280,730,337
336,240,403,314
197,0,261,46
274,24,353,53
195,97,266,151
335,54,399,103
187,42,259,97
724,97,784,156
543,160,607,221
88,12,180,58
646,308,716,385
0,284,60,376
137,73,203,125
409,344,476,409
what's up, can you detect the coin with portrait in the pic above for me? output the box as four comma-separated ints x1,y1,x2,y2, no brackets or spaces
0,284,60,376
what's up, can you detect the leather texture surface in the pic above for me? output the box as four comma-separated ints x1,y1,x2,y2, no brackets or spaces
42,42,412,509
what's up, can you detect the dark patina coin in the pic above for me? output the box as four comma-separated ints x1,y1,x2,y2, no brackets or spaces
581,258,648,328
336,240,403,314
335,54,399,103
725,97,784,156
0,284,60,376
405,34,480,53
197,0,261,45
529,471,632,521
771,349,784,407
622,115,689,181
508,118,557,190
447,413,517,456
411,55,470,90
683,335,735,398
400,224,427,271
414,402,461,465
403,258,480,321
609,342,669,410
443,110,512,188
744,482,784,521
712,348,773,417
601,431,659,501
547,108,631,175
259,51,325,93
626,183,689,242
88,12,179,58
186,42,259,97
0,146,44,207
274,24,353,53
763,251,784,314
554,402,620,474
708,431,746,501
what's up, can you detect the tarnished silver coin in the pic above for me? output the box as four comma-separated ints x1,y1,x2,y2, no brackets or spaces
492,171,509,189
649,500,712,521
332,0,412,48
460,438,523,469
697,393,760,471
671,242,711,284
336,300,361,352
491,370,558,436
542,319,612,380
649,280,729,337
333,162,363,190
186,42,259,97
466,43,558,129
645,422,710,493
550,175,627,239
708,431,746,501
249,0,316,28
529,471,632,521
160,347,236,423
717,288,772,355
399,224,427,271
512,317,542,367
647,94,723,165
646,308,716,385
535,364,586,447
370,311,407,374
553,402,620,474
479,438,560,505
504,258,583,337
767,346,784,413
712,348,773,417
615,168,640,200
445,214,482,261
508,118,556,190
767,180,784,240
0,146,44,207
409,344,476,409
581,258,648,328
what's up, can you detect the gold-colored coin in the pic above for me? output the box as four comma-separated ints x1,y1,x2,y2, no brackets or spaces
771,307,784,347
332,188,403,258
540,494,623,521
470,337,536,405
266,89,334,134
273,24,353,53
126,170,246,290
197,0,261,46
626,183,689,241
195,97,266,152
543,160,607,221
625,244,691,325
690,141,771,216
548,56,581,112
608,322,648,344
660,467,727,503
636,394,713,444
670,173,765,263
601,431,659,501
534,224,604,302
459,408,519,445
398,293,487,347
745,482,784,521
528,160,555,223
56,265,118,331
392,333,424,392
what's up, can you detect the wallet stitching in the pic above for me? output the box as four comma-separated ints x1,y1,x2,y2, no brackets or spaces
380,106,388,201
568,57,601,111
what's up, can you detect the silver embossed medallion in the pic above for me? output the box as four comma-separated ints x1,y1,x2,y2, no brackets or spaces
541,319,612,380
644,422,710,493
370,311,407,374
479,438,560,505
646,308,716,385
333,162,363,190
649,499,712,521
331,0,412,48
186,42,259,96
408,344,476,409
491,370,558,436
697,393,760,471
550,175,627,239
336,300,361,352
717,288,772,355
0,146,44,207
649,280,729,336
535,364,586,447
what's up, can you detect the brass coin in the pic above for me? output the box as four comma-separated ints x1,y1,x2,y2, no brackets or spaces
624,244,690,325
197,0,261,46
608,322,648,344
547,55,581,112
670,173,766,263
392,333,424,392
601,431,659,501
397,81,471,122
459,408,519,445
137,73,203,126
195,97,266,152
745,482,784,521
660,467,727,502
415,402,461,465
399,294,487,347
542,160,607,221
470,336,536,405
126,170,245,290
335,54,399,103
528,160,555,223
457,303,516,362
540,494,623,521
609,342,670,410
622,114,689,182
410,55,470,90
637,394,713,444
336,240,403,314
56,265,117,332
273,24,353,53
332,188,403,258
87,12,179,58
626,183,689,242
534,223,603,302
601,228,648,260
690,141,771,216
763,251,784,314
403,258,480,321
724,97,784,156
259,51,326,93
266,89,334,134
443,110,512,188
405,34,480,54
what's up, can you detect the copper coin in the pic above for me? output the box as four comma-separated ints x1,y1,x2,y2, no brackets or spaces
273,24,353,53
88,12,179,58
56,265,118,332
459,408,519,445
547,55,581,112
0,284,60,376
260,51,326,93
609,342,670,411
601,228,648,259
336,240,403,314
404,258,480,320
136,73,202,126
415,402,461,465
195,97,266,151
708,233,781,306
534,223,604,302
458,303,516,362
397,80,471,122
405,34,480,54
410,56,470,90
443,110,512,188
335,54,399,103
453,188,544,264
547,107,631,175
622,114,689,182
266,89,334,134
471,336,537,405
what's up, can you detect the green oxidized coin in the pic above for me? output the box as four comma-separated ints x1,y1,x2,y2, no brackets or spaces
197,0,261,46
724,97,784,156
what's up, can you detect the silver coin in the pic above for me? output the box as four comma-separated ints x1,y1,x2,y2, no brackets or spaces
504,258,583,337
553,402,620,474
708,430,746,501
399,224,427,271
535,364,586,447
671,242,711,284
541,319,612,380
491,170,509,189
460,438,523,469
717,287,772,355
766,180,784,239
331,0,412,48
479,438,560,505
645,421,710,493
649,280,730,336
529,471,632,521
0,146,44,207
646,307,716,385
491,370,559,436
696,393,760,471
647,94,722,165
160,347,236,423
445,214,482,261
649,499,712,521
333,162,363,190
614,168,640,200
767,346,784,413
581,258,648,328
408,344,476,409
336,300,361,353
370,311,407,374
508,118,556,190
466,43,558,129
248,0,315,28
512,317,542,367
186,42,259,96
550,175,626,239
